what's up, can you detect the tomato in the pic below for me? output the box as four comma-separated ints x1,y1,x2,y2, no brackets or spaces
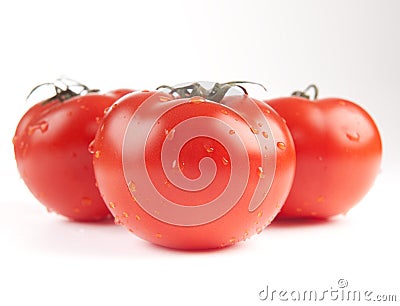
267,85,382,219
13,80,134,221
93,81,296,249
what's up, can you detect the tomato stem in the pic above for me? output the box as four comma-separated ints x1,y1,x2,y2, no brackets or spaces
26,78,99,105
292,84,319,100
157,81,266,102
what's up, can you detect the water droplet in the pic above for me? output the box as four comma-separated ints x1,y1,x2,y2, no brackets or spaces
94,150,101,158
243,231,249,240
222,156,229,166
40,122,49,132
257,166,265,179
165,128,175,141
229,237,237,245
257,211,263,218
250,127,259,134
229,129,235,135
264,108,271,114
109,202,116,209
256,227,263,234
88,139,95,154
103,106,111,114
122,211,129,218
262,131,269,139
204,145,214,153
189,96,205,104
220,109,229,115
95,116,101,124
317,195,325,203
346,131,360,142
28,121,49,135
128,181,136,193
172,159,177,169
80,105,89,111
81,197,92,206
159,95,171,102
277,142,286,150
155,233,162,238
114,216,123,225
135,214,141,221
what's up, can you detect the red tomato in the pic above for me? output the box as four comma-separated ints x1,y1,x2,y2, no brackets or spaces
93,82,296,249
267,85,382,219
13,81,134,221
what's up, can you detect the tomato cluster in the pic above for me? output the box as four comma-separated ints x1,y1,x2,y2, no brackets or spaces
13,80,382,250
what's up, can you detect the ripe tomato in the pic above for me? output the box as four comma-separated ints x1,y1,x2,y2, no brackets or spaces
13,80,133,221
93,82,296,249
267,85,382,219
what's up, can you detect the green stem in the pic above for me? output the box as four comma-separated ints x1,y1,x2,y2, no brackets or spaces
157,81,266,103
26,79,98,105
292,84,319,100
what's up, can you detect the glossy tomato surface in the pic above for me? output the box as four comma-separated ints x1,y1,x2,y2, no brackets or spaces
267,96,382,219
93,86,296,249
14,89,133,221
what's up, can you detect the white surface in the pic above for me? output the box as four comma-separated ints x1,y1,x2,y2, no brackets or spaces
1,0,400,305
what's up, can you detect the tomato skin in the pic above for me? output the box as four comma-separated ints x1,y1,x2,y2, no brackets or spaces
104,89,135,100
267,96,382,219
93,90,296,249
13,89,133,221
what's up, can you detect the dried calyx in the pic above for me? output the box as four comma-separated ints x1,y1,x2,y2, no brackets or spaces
292,84,319,100
27,78,99,105
157,81,267,103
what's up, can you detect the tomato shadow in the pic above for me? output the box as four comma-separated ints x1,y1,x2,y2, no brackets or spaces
144,239,248,255
26,212,248,258
59,215,249,256
22,215,156,258
268,215,344,229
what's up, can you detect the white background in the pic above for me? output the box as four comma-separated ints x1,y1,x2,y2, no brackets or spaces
1,0,399,305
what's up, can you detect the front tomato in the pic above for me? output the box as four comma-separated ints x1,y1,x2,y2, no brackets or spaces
13,80,134,221
93,82,296,249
